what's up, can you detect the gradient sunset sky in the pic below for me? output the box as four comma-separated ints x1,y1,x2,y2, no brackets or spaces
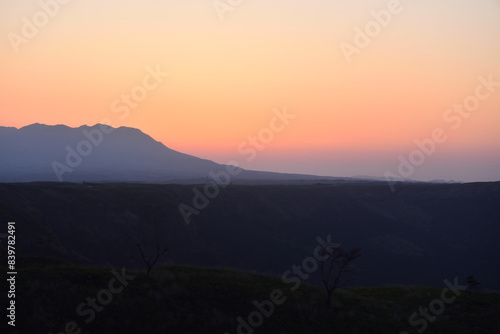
1,0,499,182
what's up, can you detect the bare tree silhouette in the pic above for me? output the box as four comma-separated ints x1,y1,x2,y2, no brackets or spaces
134,241,168,277
318,246,361,306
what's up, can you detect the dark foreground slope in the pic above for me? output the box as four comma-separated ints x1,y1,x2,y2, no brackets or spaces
0,181,499,289
0,256,499,334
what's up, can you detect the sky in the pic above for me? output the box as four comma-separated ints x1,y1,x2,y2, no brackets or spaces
1,0,499,182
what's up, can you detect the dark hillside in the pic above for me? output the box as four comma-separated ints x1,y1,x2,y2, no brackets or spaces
0,181,499,289
1,256,499,334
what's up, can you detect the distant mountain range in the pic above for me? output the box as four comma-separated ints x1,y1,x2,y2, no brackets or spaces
0,123,350,184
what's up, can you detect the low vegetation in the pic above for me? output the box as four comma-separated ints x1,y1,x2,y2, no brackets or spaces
1,256,499,334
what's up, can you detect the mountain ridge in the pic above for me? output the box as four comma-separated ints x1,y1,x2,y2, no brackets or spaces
0,123,346,184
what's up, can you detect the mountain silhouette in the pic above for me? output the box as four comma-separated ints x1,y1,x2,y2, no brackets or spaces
0,123,342,183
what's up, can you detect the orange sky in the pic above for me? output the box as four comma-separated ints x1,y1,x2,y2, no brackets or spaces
1,0,499,181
